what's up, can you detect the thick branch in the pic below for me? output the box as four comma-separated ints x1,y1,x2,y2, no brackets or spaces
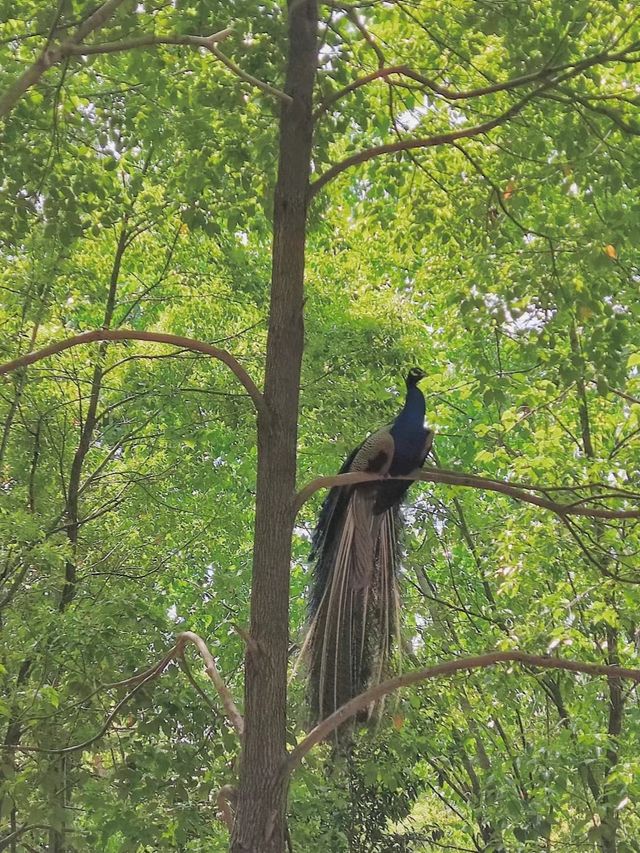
284,651,640,777
294,468,640,519
0,329,267,419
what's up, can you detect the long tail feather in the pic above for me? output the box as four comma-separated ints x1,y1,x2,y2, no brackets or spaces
305,483,402,730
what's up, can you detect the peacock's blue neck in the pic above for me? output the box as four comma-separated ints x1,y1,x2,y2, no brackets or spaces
388,383,427,475
391,384,425,436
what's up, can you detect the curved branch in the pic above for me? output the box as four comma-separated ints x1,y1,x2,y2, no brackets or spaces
309,40,640,196
0,824,65,851
0,0,129,118
284,651,640,777
294,468,640,519
1,632,243,754
177,631,244,737
0,329,267,419
67,33,292,104
315,42,640,117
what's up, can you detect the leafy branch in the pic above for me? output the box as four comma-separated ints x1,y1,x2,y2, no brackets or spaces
0,0,290,120
310,40,640,195
0,631,243,755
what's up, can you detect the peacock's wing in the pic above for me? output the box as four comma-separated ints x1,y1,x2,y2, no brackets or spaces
350,427,395,475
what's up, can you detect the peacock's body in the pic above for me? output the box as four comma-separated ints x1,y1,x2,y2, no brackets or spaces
304,368,433,726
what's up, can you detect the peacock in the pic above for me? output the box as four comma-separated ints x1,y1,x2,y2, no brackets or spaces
303,367,433,727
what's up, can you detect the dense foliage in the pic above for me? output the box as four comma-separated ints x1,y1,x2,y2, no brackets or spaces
1,0,639,850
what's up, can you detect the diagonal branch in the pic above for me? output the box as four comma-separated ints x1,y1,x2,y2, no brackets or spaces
0,329,267,419
309,85,545,196
315,41,640,117
283,651,640,777
0,0,129,118
294,468,640,519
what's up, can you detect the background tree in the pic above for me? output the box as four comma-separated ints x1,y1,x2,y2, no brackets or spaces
1,0,639,851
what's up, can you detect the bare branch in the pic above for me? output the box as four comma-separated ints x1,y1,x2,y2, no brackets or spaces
207,44,292,104
177,631,244,737
284,651,640,777
65,29,232,56
294,468,640,519
0,329,267,419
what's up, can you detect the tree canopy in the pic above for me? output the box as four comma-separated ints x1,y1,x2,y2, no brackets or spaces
1,0,639,850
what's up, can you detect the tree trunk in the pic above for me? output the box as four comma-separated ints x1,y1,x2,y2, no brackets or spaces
230,1,318,851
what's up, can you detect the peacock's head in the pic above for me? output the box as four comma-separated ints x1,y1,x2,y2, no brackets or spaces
406,367,426,387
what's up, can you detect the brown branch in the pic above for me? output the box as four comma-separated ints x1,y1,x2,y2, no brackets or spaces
0,0,129,118
206,44,292,104
283,651,640,777
0,329,267,419
65,29,232,56
67,32,292,103
309,86,543,196
2,632,243,754
316,63,553,117
309,40,640,196
7,650,179,755
177,631,244,737
0,2,287,119
293,468,640,519
216,784,237,831
0,824,67,851
316,41,640,117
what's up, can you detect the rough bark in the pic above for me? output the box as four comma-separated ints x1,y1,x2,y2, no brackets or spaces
229,1,318,851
